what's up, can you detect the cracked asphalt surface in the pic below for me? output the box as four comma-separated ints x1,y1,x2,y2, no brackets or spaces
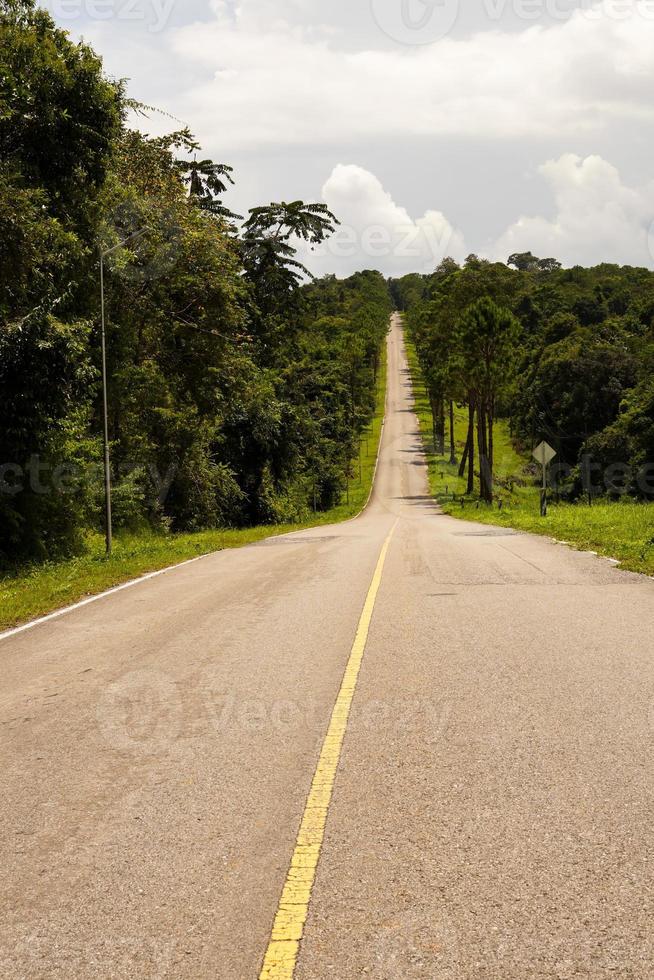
2,315,653,978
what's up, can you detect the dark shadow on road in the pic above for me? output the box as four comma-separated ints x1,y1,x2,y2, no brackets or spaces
392,495,444,514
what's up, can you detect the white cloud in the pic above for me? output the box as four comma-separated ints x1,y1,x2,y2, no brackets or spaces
305,155,654,277
49,2,654,272
491,153,654,267
302,164,466,278
167,0,654,151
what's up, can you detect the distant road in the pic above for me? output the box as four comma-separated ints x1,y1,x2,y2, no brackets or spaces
2,315,653,978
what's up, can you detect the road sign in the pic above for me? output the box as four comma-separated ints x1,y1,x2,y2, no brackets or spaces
532,441,557,467
532,442,557,517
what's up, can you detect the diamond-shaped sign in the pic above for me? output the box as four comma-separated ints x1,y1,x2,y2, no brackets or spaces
532,441,557,467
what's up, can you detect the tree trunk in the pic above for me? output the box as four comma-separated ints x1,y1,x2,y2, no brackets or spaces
476,401,485,499
488,395,495,472
449,400,457,465
487,394,495,498
458,435,470,478
438,399,446,457
466,400,475,496
430,395,438,454
477,400,492,503
488,413,494,497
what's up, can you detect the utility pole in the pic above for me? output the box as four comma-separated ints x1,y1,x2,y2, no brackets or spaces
99,250,112,555
98,227,149,554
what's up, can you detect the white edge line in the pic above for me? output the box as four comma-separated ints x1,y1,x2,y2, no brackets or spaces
0,416,388,644
0,553,212,644
1,326,393,644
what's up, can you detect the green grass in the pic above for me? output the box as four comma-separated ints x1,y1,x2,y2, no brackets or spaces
0,348,388,632
405,335,654,578
0,527,300,631
405,338,525,501
448,498,654,576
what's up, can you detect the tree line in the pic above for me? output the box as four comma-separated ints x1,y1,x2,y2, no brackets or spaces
0,1,390,566
393,251,654,503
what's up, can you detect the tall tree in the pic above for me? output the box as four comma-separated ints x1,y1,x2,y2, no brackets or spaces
240,201,338,356
0,0,122,561
455,298,521,502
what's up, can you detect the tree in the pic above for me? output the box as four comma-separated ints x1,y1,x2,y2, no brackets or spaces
455,298,521,501
0,0,122,230
396,256,654,507
508,252,540,272
0,0,121,561
0,4,391,566
240,201,338,351
157,129,243,221
508,252,561,274
0,314,96,564
97,128,251,530
515,334,638,466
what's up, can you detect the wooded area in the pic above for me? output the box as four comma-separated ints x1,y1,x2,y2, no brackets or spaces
396,252,654,505
2,1,653,573
0,1,390,567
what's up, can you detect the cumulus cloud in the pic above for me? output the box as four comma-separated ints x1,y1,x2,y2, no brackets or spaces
491,154,654,267
301,164,466,278
50,2,654,274
168,0,654,151
304,155,654,277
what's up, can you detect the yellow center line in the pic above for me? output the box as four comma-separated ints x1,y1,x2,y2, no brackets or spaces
258,521,398,980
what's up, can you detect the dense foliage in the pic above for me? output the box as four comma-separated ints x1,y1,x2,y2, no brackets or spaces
5,1,651,567
396,254,654,502
0,1,390,566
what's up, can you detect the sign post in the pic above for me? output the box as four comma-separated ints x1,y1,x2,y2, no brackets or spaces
532,441,557,517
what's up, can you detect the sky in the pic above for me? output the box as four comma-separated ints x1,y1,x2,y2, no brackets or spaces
45,0,654,276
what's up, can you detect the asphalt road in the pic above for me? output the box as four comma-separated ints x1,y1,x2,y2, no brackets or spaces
2,315,654,979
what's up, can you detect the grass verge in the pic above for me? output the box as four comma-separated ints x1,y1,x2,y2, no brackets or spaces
0,347,387,632
405,334,654,577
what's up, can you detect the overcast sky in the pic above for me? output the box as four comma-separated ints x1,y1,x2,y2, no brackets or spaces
46,0,654,276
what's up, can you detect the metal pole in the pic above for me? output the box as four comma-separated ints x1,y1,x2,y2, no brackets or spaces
540,462,548,518
99,249,112,555
96,227,150,555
